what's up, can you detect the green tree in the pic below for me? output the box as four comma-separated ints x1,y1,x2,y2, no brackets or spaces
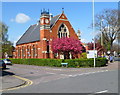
0,22,13,58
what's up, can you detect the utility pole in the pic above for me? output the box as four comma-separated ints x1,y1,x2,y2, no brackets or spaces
93,0,95,68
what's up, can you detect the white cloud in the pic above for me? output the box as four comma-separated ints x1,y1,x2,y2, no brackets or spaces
81,38,88,43
11,13,31,23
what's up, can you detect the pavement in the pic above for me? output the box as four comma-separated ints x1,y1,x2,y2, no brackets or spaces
1,70,26,91
2,75,25,90
1,60,119,92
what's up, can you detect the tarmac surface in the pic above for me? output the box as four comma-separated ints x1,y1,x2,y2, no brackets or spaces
1,60,119,93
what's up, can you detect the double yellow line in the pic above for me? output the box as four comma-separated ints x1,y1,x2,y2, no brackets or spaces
0,75,33,92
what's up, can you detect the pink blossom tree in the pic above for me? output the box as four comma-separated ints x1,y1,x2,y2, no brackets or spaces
52,37,84,59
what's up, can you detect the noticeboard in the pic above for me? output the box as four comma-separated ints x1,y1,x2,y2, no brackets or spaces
87,50,97,58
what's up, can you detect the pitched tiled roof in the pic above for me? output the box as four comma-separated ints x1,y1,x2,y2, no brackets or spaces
50,15,60,28
16,24,40,45
16,15,60,45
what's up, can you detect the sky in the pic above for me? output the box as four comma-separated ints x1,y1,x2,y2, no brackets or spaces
2,2,118,46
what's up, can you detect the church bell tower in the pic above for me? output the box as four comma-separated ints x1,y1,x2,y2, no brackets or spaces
40,9,50,35
40,9,50,58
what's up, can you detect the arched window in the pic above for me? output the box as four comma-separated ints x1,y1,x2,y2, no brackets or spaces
46,41,50,58
33,45,35,58
29,46,31,57
58,24,69,38
27,46,30,58
35,45,38,57
18,47,21,57
22,46,25,58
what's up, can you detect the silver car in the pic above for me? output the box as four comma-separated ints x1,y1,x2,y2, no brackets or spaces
0,60,6,69
3,59,12,65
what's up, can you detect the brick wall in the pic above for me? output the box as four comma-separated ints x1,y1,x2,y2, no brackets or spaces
13,13,80,59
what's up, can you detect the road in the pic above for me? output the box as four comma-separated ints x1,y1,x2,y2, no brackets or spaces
1,61,119,94
114,57,120,61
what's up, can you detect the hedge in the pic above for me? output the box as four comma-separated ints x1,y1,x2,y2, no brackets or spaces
10,58,108,68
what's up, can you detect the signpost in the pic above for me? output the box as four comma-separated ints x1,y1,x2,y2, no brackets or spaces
87,50,97,59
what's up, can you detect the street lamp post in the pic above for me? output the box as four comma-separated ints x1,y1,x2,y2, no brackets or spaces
93,0,95,68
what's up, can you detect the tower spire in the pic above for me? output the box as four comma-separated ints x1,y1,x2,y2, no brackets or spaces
77,29,81,40
62,8,64,13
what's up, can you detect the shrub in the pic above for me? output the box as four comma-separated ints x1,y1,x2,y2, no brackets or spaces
80,52,87,59
10,58,107,68
10,58,62,67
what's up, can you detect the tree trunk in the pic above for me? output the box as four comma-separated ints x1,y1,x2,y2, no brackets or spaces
110,40,113,53
64,52,70,59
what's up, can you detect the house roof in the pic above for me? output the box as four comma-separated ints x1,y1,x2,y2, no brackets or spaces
16,14,60,45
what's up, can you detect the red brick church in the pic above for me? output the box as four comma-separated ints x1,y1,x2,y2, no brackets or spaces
13,9,85,59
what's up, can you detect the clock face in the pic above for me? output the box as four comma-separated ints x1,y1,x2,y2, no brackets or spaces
45,19,49,24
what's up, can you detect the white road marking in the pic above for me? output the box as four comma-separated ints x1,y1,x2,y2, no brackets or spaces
70,70,109,77
88,90,108,95
60,74,70,76
47,72,56,74
45,68,62,71
68,75,73,77
52,69,62,71
96,90,108,93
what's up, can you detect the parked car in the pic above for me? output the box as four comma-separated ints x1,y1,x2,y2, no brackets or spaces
0,60,6,69
3,59,12,65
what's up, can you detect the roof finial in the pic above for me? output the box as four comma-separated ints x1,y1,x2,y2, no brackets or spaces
48,9,49,14
43,8,45,12
41,9,42,13
62,8,64,13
